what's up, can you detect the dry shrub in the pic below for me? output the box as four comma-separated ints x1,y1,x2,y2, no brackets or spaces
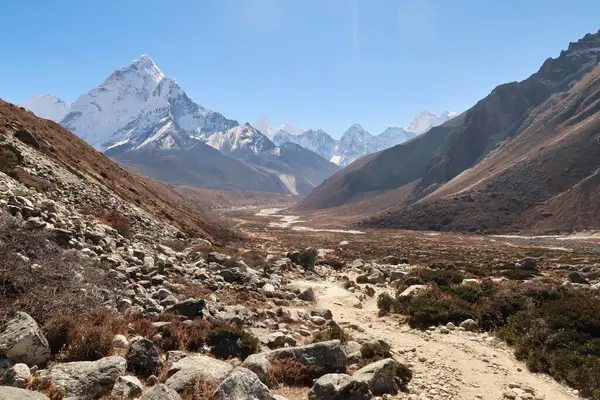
25,375,66,400
155,319,212,352
267,359,323,388
44,307,127,362
79,206,133,238
169,278,212,300
0,143,23,174
0,214,123,325
181,376,216,400
206,324,260,360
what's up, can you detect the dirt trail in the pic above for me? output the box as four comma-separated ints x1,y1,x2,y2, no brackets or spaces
293,278,578,400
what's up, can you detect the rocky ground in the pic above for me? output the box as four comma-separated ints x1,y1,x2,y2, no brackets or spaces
1,124,600,399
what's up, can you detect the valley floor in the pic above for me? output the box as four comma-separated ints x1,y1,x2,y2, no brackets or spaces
220,202,600,399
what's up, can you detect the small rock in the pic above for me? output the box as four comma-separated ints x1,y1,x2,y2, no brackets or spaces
1,363,30,387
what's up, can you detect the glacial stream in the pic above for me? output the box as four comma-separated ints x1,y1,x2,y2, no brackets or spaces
256,208,365,235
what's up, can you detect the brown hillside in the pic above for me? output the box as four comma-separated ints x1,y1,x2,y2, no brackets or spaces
297,30,600,215
361,62,600,234
0,99,236,243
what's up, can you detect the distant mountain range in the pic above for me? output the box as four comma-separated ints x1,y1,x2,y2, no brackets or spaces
22,55,455,192
251,111,456,166
296,29,600,235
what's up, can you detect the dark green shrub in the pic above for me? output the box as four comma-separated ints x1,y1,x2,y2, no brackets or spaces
359,340,392,367
408,268,464,287
377,292,394,313
396,362,413,386
498,294,600,398
206,325,260,360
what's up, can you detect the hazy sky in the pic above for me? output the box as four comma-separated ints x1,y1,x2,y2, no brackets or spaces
1,0,598,137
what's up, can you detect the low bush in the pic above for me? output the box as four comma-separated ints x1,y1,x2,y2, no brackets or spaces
180,376,216,400
0,143,23,175
498,293,600,398
407,268,464,287
313,325,351,344
397,288,475,328
206,325,260,360
156,320,212,352
0,215,122,326
267,359,323,387
44,308,127,362
377,292,394,313
25,376,66,400
358,340,392,368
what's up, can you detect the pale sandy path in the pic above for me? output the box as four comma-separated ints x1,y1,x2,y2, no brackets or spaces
293,279,578,400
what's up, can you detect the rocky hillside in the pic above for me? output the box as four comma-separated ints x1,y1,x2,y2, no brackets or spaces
298,30,600,234
0,99,234,243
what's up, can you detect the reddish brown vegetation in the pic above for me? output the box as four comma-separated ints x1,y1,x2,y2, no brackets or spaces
267,359,323,387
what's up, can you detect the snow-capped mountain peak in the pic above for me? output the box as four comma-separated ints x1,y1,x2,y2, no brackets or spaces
59,54,237,151
405,110,457,134
406,110,438,134
252,117,304,138
21,94,72,121
206,123,275,156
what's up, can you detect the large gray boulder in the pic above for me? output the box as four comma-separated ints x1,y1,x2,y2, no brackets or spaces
38,355,126,400
165,354,233,393
308,373,372,400
265,340,347,373
139,384,181,400
0,387,49,400
212,367,276,400
126,338,161,378
0,312,51,366
353,358,399,395
241,354,270,384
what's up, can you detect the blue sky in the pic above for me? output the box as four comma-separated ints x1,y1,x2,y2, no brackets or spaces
1,0,598,137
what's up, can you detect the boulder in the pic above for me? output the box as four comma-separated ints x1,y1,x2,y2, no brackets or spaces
311,309,333,320
139,384,181,400
265,340,347,373
241,353,271,384
568,272,589,285
165,354,233,393
126,338,162,378
0,387,49,400
38,355,126,400
164,298,206,318
110,375,143,399
0,312,51,367
290,248,318,271
398,285,429,298
14,129,40,149
1,363,30,387
298,287,316,302
353,358,401,395
518,258,537,271
381,256,400,265
308,373,372,400
267,332,297,349
459,319,479,332
213,367,277,400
